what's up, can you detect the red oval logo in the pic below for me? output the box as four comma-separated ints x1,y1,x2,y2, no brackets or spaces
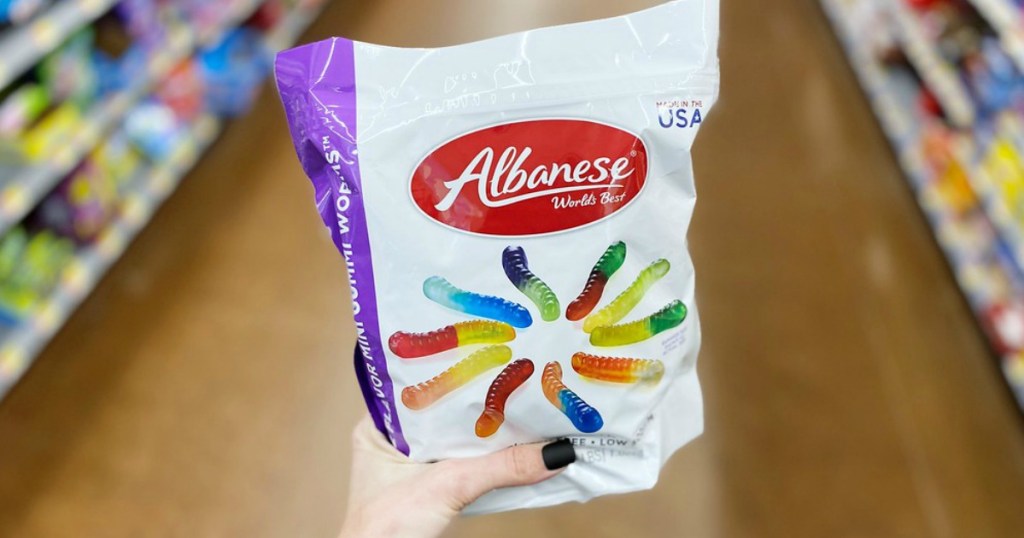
410,119,648,236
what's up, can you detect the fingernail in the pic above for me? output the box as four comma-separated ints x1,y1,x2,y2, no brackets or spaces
541,438,576,470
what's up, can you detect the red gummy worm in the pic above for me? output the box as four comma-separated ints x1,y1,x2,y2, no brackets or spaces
475,359,535,437
388,326,458,358
571,352,664,383
565,273,609,321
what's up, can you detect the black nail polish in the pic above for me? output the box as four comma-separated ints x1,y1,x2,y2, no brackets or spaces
542,438,576,470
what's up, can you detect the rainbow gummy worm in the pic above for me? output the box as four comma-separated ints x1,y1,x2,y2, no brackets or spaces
583,258,670,333
423,276,533,328
541,361,603,433
566,241,627,321
589,300,687,347
388,321,516,359
502,246,560,322
571,352,665,384
475,358,535,437
402,345,512,410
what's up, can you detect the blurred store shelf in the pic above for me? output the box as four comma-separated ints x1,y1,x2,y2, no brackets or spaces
0,0,325,400
889,0,976,127
821,0,1024,410
0,115,222,397
0,0,119,90
969,0,1024,72
0,0,269,238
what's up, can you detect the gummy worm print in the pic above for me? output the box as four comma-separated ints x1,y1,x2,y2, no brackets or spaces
401,345,512,410
540,361,603,433
566,241,626,321
583,258,670,333
589,300,687,347
502,246,560,322
423,276,533,328
388,321,516,358
570,352,664,384
475,358,535,437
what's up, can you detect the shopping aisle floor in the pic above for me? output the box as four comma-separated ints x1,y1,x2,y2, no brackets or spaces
2,0,1024,536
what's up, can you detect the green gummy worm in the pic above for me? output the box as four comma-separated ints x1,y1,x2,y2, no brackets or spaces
583,258,670,333
589,300,688,346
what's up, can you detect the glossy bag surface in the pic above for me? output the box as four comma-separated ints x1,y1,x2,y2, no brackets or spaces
275,0,719,513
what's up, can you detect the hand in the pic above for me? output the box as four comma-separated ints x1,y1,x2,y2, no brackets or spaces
339,416,576,538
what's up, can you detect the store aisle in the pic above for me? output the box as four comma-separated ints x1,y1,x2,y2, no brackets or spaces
2,0,1024,536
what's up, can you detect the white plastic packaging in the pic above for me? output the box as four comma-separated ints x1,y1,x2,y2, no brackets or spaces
275,0,719,513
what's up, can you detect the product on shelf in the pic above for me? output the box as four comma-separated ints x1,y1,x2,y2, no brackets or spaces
0,0,50,26
982,300,1024,356
0,227,27,282
983,138,1024,224
247,0,287,31
922,130,978,213
7,101,83,162
35,159,119,243
0,82,49,140
964,37,1024,118
197,27,271,116
0,30,100,163
114,0,168,47
22,128,137,248
92,7,156,97
32,130,141,245
156,60,206,122
123,99,186,160
0,20,140,164
37,29,99,107
90,131,142,191
177,0,232,34
0,227,73,325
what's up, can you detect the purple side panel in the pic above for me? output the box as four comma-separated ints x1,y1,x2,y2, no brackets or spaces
354,345,388,436
274,38,409,455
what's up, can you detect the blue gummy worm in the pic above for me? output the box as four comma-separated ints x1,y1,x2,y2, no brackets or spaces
423,276,533,328
558,389,604,433
502,245,559,322
502,246,531,289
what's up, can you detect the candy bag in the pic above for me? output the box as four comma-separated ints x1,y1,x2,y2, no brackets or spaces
275,0,718,513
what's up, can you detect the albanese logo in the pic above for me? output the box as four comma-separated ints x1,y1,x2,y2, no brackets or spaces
410,119,648,236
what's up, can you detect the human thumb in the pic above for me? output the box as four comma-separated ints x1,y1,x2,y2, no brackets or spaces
428,439,576,510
